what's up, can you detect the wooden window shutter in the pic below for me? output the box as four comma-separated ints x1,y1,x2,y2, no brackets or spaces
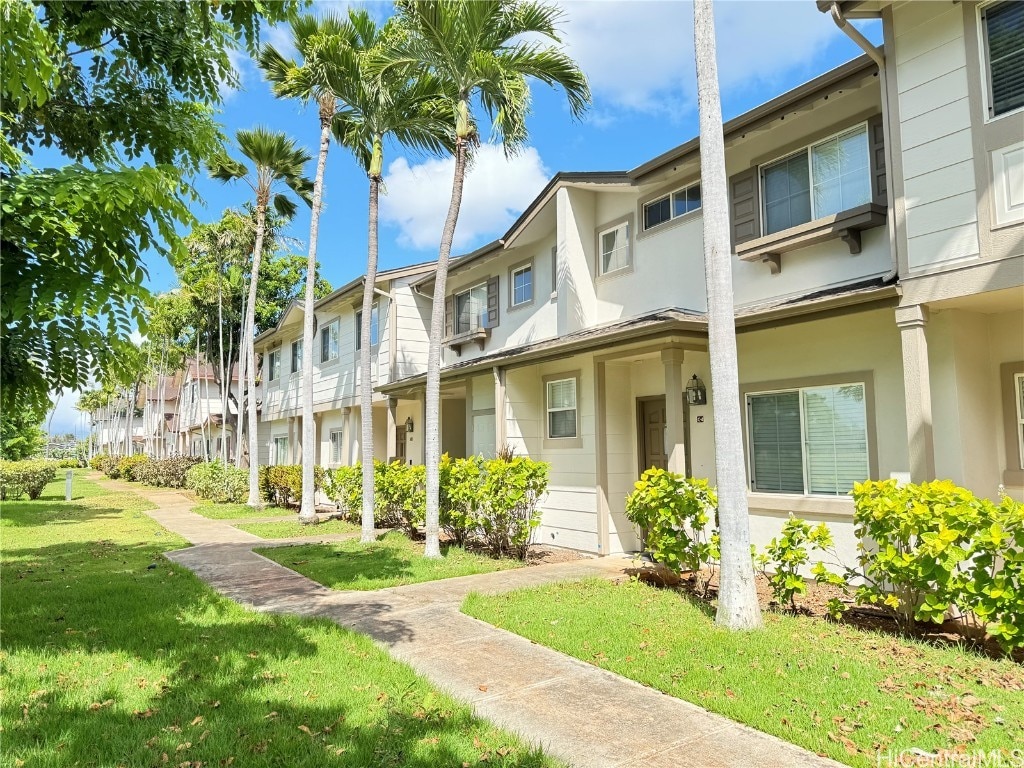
486,275,499,327
444,294,453,338
729,167,760,247
868,114,887,206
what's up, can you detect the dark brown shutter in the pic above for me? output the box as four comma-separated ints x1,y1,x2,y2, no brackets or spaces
444,294,453,338
868,113,886,206
486,275,499,327
729,167,760,247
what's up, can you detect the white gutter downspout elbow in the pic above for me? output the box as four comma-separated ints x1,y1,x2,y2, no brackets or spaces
830,2,899,283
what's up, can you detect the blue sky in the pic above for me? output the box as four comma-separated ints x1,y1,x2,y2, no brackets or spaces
48,1,882,435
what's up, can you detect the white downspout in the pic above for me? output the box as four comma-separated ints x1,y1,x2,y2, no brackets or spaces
830,2,900,283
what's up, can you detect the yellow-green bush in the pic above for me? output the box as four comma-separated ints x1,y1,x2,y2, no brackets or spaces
0,459,58,500
259,464,327,507
116,454,150,482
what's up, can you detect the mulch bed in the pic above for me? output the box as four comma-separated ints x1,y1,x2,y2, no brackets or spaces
628,561,1021,662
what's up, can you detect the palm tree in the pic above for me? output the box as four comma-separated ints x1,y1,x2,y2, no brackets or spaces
692,0,761,630
385,0,590,558
209,128,313,507
259,16,347,524
300,10,454,543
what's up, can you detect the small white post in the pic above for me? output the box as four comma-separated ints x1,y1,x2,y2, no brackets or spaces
65,470,73,501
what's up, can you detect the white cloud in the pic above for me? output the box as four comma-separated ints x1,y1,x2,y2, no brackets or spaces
379,144,550,251
219,47,250,100
263,23,298,63
558,0,878,119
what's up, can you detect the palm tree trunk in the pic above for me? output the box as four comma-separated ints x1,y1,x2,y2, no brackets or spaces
299,106,333,524
360,169,382,543
218,261,229,465
245,204,269,508
424,137,469,559
693,0,761,630
235,326,247,469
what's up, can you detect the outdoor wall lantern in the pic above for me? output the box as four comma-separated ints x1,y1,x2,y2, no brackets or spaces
686,374,707,406
405,416,414,433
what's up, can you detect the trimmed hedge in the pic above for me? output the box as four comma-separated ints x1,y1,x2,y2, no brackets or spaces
129,456,201,488
258,464,327,507
0,459,58,500
185,461,248,504
117,454,150,482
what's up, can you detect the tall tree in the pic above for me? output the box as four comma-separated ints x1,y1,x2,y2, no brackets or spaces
259,15,347,524
0,0,298,416
692,0,762,630
385,0,590,557
209,129,313,507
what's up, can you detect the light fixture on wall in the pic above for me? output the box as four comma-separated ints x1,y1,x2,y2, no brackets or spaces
686,374,707,406
405,416,414,433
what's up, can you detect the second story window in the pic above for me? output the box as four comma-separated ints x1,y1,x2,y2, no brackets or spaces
291,339,302,374
762,124,870,235
982,1,1024,118
355,303,380,350
320,319,339,363
268,350,281,381
643,183,702,231
455,283,487,333
598,221,631,275
511,263,533,307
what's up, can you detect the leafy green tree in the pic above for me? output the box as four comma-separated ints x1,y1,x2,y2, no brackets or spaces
384,0,590,557
0,0,299,419
0,407,47,460
209,128,313,506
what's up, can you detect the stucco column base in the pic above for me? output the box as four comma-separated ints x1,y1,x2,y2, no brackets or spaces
661,347,687,475
896,304,936,483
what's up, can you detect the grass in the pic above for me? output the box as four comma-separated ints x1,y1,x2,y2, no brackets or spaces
256,531,526,591
1,474,559,767
190,502,295,520
235,519,360,539
463,579,1024,768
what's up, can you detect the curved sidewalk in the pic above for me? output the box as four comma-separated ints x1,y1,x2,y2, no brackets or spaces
109,478,843,768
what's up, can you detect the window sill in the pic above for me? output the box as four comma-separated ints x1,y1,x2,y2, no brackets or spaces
737,203,887,274
595,263,634,283
747,492,855,518
445,327,490,356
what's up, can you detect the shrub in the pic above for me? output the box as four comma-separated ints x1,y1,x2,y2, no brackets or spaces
259,464,326,507
56,458,80,468
90,454,120,477
852,479,985,631
185,461,249,504
376,461,426,533
0,459,58,500
755,515,844,612
131,456,201,488
439,454,483,546
625,469,719,597
117,454,150,482
325,464,362,519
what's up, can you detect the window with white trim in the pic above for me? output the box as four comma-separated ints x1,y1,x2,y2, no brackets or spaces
643,183,702,230
982,1,1024,119
747,383,868,496
268,350,281,381
356,303,380,350
511,263,533,306
546,378,578,439
598,221,631,275
1015,373,1024,469
291,339,302,374
455,283,487,333
272,436,288,466
761,124,870,235
329,428,344,464
320,319,339,362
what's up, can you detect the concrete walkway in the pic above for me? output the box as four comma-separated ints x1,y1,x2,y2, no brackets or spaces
102,477,842,768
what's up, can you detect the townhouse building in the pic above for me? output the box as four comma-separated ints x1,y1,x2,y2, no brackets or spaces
253,262,434,469
260,1,1023,560
172,361,240,460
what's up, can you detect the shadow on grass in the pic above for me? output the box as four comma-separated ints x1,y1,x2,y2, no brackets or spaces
0,501,129,527
1,536,552,767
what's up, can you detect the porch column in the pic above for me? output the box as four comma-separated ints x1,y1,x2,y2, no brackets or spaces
494,366,506,454
341,407,353,466
661,347,687,475
312,413,321,465
896,305,936,482
386,397,397,461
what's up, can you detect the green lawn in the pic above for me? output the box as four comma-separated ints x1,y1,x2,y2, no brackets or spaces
1,474,559,767
256,531,526,591
463,579,1024,768
236,518,360,539
191,502,295,520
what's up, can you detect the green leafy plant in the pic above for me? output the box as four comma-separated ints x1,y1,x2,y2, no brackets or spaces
852,479,986,631
439,454,484,546
185,461,249,504
130,456,201,488
116,454,150,482
624,469,719,597
475,456,548,559
0,459,57,500
376,461,427,534
259,464,326,507
755,515,843,612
